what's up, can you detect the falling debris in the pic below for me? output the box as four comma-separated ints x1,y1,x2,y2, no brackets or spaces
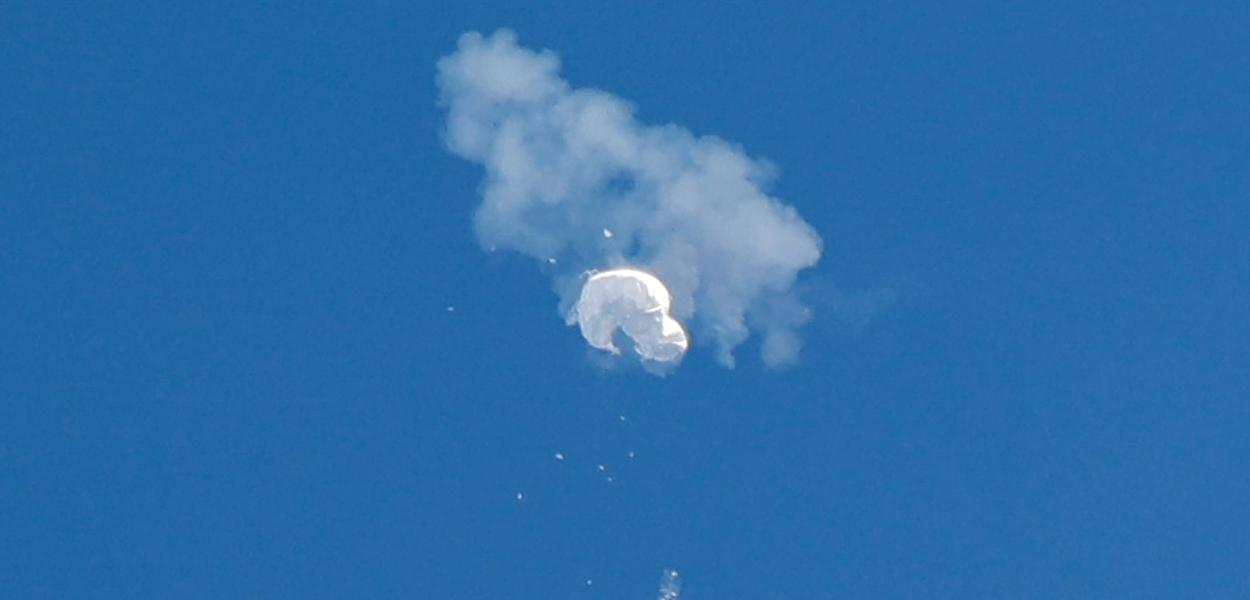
628,451,635,459
446,305,456,312
657,569,682,600
585,579,593,586
606,476,614,482
515,492,524,501
547,257,558,264
597,464,606,472
602,227,614,239
554,452,565,461
618,415,627,422
571,268,688,363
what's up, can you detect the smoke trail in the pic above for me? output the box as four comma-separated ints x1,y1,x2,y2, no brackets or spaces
437,30,822,368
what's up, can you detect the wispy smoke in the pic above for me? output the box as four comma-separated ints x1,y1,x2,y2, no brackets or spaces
437,30,822,367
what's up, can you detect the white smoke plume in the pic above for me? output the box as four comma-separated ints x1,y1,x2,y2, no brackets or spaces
437,30,822,368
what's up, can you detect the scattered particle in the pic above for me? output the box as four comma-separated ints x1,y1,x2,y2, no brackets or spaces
515,492,523,501
586,579,593,586
602,228,613,238
597,464,606,472
628,451,635,459
446,305,456,312
554,452,565,461
547,257,558,264
618,415,627,422
606,476,614,482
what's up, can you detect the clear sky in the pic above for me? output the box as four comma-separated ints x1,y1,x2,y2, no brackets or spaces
3,2,1249,598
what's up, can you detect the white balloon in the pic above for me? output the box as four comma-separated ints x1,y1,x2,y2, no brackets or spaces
570,268,688,363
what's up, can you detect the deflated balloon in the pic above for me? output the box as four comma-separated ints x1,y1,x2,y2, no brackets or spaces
570,268,688,362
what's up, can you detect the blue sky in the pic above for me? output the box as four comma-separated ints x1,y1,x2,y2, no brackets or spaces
3,2,1249,598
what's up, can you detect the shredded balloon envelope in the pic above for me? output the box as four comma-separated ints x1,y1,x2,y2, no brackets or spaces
570,268,689,362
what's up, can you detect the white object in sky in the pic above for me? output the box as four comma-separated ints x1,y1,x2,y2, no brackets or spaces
570,268,689,362
658,568,682,600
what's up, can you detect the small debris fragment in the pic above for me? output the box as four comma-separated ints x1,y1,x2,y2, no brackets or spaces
597,464,606,472
628,451,635,459
658,569,682,599
547,257,557,264
515,492,524,501
618,415,627,422
602,228,614,239
446,305,456,312
554,452,565,461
